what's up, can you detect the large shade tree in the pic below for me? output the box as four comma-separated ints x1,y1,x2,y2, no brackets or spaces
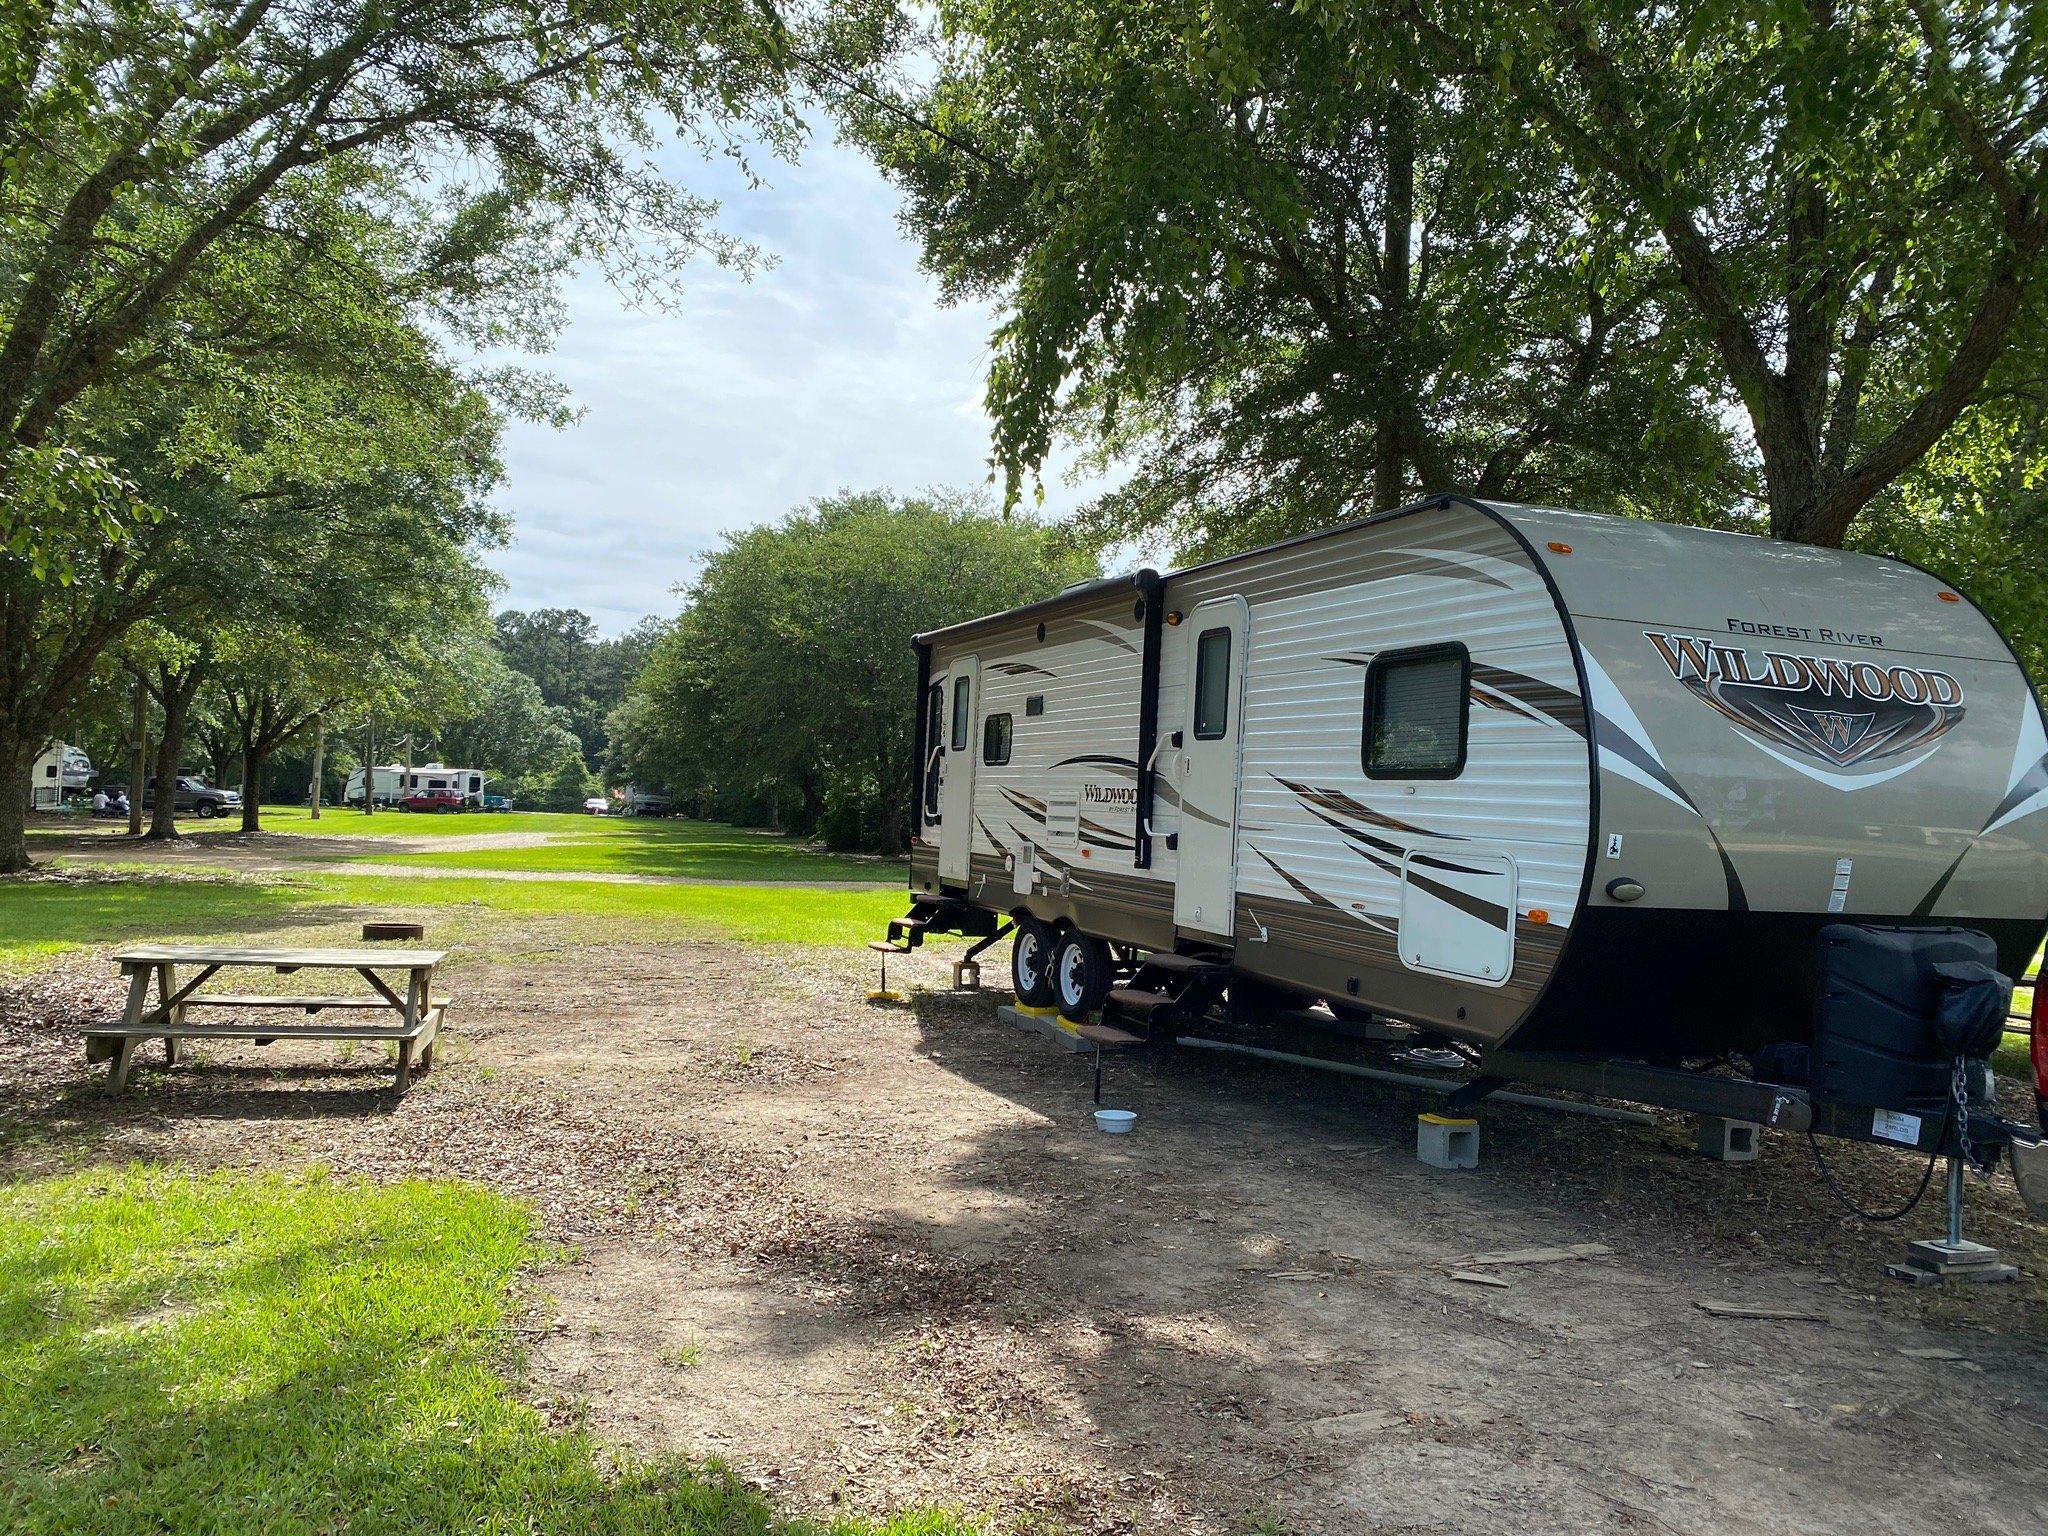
841,0,1740,557
615,491,1095,851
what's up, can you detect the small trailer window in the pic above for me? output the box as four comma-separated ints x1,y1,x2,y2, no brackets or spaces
1192,627,1232,740
1363,644,1469,778
982,713,1013,765
1024,695,1045,718
950,674,971,751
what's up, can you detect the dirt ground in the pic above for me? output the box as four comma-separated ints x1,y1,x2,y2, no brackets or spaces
5,907,2048,1534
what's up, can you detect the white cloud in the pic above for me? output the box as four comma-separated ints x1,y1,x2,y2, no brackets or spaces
478,126,1111,635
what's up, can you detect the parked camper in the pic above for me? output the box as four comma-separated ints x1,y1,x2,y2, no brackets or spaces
881,495,2048,1194
26,743,92,810
346,763,486,807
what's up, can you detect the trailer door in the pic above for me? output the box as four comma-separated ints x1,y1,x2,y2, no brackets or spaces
938,655,981,884
1173,598,1249,937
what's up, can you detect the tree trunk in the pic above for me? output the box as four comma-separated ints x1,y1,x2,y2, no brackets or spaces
241,742,266,832
127,676,147,837
0,730,34,874
145,677,197,841
308,714,324,821
363,721,376,814
238,699,261,833
1374,97,1416,512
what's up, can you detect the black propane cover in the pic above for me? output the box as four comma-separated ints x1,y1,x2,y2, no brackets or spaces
1812,925,2012,1113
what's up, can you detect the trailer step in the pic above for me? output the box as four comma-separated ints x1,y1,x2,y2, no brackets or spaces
1107,987,1180,1015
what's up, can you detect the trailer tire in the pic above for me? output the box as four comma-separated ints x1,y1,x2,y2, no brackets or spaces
1011,919,1057,1007
1053,931,1113,1021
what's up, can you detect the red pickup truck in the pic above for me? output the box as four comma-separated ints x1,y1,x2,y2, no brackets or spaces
401,787,465,813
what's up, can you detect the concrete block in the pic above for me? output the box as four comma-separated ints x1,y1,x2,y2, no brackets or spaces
1417,1112,1479,1170
1696,1115,1760,1162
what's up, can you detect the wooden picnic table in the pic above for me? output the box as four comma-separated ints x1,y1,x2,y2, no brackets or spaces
91,945,449,1095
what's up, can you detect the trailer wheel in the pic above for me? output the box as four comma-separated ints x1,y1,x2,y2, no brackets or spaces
1010,919,1057,1007
1053,931,1113,1021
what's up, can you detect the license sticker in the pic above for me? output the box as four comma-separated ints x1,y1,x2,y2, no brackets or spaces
1872,1108,1922,1145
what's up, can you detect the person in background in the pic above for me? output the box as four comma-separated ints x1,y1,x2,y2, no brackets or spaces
110,788,129,817
91,787,110,815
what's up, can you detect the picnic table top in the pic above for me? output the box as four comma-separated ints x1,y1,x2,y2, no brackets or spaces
110,945,446,968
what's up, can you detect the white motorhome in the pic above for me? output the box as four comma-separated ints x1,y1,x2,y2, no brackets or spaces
26,743,92,810
882,495,2048,1178
344,763,487,807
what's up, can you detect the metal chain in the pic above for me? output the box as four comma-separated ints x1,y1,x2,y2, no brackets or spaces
1953,1055,1984,1178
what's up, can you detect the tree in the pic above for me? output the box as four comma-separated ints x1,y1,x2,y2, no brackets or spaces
0,0,822,870
615,490,1095,851
1385,0,2048,546
493,610,666,767
432,646,586,791
841,0,1739,558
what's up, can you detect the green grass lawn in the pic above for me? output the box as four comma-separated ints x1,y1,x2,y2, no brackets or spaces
0,870,911,978
31,808,904,884
0,1166,966,1536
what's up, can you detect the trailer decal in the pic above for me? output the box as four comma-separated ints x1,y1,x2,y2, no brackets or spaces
1644,629,1965,781
1466,664,1588,737
1270,775,1466,839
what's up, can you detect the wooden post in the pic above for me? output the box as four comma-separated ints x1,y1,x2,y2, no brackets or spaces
363,721,375,816
308,714,324,821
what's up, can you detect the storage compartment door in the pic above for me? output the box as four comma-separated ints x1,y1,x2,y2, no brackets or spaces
1398,851,1518,986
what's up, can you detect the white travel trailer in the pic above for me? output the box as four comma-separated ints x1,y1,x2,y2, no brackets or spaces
26,743,92,810
344,762,487,806
883,495,2048,1184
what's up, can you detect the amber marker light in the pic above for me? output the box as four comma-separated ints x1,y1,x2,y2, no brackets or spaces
1547,541,1572,555
1938,590,1961,603
1527,909,1551,925
1165,610,1184,625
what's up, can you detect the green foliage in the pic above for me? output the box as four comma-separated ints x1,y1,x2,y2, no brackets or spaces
493,611,667,770
0,1167,969,1534
613,490,1095,851
843,0,1739,558
430,645,587,787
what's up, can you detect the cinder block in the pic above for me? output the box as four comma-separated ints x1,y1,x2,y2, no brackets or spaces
1696,1115,1760,1162
1417,1112,1479,1170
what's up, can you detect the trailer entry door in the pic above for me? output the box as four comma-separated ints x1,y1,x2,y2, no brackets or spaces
1173,598,1249,937
938,655,981,884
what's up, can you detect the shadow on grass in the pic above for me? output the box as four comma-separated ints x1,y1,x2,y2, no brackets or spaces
0,1166,969,1536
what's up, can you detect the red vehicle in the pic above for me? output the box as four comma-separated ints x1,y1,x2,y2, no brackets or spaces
401,786,465,814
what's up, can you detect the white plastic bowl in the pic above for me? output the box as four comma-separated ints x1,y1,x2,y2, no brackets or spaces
1093,1108,1137,1134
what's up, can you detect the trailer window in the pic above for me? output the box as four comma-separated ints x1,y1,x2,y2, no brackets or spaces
950,674,971,751
982,713,1013,765
1192,628,1232,740
1363,644,1469,778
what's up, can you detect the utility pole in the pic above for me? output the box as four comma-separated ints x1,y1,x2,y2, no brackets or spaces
308,714,324,821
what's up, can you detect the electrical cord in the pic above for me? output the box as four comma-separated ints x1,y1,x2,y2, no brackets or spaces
1807,1111,1947,1223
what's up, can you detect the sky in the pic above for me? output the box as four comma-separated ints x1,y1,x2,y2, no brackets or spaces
480,123,1110,636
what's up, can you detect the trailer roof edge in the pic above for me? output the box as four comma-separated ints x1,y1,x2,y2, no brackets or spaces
914,568,1160,647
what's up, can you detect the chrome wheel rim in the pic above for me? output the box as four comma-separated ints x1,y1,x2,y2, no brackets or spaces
1016,932,1042,990
1059,945,1086,1008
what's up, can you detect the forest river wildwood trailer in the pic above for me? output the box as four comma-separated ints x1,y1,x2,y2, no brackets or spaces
880,495,2048,1188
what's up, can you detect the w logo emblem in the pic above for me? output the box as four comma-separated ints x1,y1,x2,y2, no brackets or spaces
1786,705,1876,762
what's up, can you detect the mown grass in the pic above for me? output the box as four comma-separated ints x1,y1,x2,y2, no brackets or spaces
0,1166,968,1536
0,870,910,978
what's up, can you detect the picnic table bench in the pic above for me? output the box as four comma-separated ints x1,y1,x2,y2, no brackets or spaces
90,946,449,1095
